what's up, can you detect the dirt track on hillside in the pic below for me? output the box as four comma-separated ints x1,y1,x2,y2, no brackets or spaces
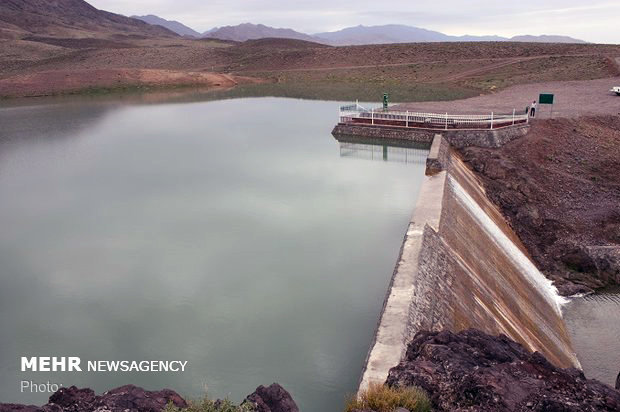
239,55,548,74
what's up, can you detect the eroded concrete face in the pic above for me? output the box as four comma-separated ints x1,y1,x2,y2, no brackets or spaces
359,148,578,394
415,157,577,368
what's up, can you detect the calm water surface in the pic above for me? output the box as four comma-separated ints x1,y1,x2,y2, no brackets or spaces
0,97,428,411
564,291,620,387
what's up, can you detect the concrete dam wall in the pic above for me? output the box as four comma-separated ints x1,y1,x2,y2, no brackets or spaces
360,138,579,392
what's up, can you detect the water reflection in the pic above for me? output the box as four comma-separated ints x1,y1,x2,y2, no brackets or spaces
333,136,429,165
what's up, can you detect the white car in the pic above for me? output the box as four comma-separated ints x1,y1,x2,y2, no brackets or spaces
611,86,620,96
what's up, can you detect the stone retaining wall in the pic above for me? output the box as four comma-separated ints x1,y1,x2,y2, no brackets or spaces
332,123,530,148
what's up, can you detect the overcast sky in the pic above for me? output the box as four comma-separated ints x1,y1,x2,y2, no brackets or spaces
89,0,619,43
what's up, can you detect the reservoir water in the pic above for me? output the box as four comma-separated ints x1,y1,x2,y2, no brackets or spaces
0,97,428,411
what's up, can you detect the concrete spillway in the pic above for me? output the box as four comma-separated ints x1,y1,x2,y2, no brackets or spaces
360,137,579,392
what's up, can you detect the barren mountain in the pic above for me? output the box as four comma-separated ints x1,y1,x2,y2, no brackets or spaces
0,0,177,39
132,15,200,37
205,23,319,43
314,24,453,45
314,24,587,45
510,35,587,43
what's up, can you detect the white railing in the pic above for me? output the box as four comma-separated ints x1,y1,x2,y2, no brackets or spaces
339,104,529,130
339,101,370,120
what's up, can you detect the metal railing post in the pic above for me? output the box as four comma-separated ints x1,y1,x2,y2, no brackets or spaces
371,108,374,125
445,112,448,130
406,110,409,128
491,112,494,129
512,108,515,125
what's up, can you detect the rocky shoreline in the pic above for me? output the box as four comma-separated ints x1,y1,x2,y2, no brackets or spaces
0,383,299,412
4,330,619,412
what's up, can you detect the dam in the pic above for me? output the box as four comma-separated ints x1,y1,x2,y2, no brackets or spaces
333,103,531,148
348,133,580,392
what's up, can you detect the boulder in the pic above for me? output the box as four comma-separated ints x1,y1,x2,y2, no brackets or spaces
48,387,96,410
92,385,187,411
585,246,620,285
561,247,598,274
244,383,299,412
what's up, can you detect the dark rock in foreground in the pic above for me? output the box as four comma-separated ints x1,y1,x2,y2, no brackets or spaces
245,384,299,412
0,383,298,412
0,385,187,412
386,329,620,412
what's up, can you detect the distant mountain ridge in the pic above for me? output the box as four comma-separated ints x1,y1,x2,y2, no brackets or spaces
203,23,318,42
200,23,586,45
132,14,200,37
0,0,177,39
132,18,585,45
510,34,586,43
3,0,586,46
314,24,452,45
313,24,587,45
129,17,586,45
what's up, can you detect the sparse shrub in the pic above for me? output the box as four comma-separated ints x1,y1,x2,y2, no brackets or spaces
344,383,432,412
163,397,255,412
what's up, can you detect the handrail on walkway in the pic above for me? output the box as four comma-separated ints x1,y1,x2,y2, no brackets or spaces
339,103,529,130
